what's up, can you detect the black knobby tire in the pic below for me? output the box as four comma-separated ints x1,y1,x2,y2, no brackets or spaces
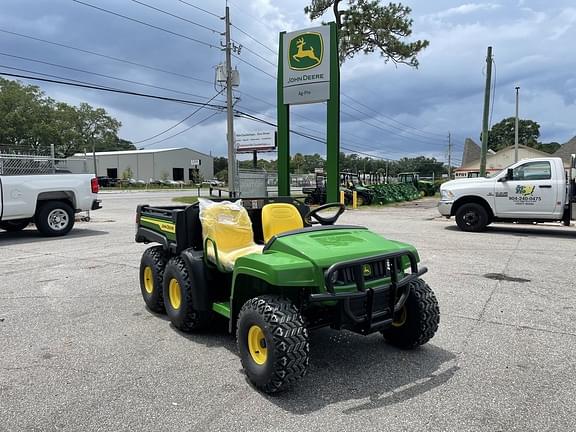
0,219,30,232
139,246,168,313
162,256,212,332
455,203,489,232
381,278,440,349
237,296,309,394
35,201,75,236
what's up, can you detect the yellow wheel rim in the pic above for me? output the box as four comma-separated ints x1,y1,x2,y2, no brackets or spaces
247,325,268,365
143,266,154,294
169,278,182,310
392,307,407,327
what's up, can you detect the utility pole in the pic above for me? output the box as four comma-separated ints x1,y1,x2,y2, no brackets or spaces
223,6,236,196
514,86,520,162
447,132,452,179
479,46,492,177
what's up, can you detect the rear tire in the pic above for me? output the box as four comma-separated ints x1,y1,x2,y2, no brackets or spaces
139,246,168,313
35,201,75,236
163,256,212,332
237,296,309,394
455,203,489,232
0,219,30,232
381,279,440,349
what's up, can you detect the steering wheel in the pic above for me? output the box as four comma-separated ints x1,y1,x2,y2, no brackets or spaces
305,202,345,226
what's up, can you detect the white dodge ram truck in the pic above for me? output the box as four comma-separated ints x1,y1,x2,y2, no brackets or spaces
0,174,101,236
439,156,575,232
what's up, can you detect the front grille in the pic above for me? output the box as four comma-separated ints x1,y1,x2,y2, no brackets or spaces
332,259,397,286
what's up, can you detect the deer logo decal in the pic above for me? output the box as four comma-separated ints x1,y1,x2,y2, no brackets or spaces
288,32,323,70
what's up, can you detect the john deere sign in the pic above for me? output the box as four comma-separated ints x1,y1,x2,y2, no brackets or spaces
277,23,339,202
282,26,330,105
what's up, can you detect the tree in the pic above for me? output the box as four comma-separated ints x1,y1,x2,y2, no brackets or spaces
484,117,540,152
304,0,429,66
534,142,561,154
0,78,134,157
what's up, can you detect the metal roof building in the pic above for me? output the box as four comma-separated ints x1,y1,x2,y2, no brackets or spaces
68,147,213,182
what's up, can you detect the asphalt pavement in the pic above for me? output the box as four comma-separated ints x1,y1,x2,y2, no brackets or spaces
1,191,575,431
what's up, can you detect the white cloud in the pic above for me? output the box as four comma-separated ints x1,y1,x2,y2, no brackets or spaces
426,3,501,20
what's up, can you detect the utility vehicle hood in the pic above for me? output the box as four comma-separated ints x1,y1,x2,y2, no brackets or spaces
265,226,418,268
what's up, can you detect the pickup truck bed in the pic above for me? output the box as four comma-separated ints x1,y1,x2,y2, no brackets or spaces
0,174,101,236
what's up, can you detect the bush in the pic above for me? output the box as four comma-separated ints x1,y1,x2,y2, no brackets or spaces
367,183,420,204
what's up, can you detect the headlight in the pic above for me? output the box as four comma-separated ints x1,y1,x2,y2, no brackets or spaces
441,189,454,200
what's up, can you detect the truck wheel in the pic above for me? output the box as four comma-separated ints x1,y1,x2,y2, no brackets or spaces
163,256,211,332
0,219,30,232
237,296,309,394
381,279,440,349
139,246,167,313
455,203,489,232
35,201,75,236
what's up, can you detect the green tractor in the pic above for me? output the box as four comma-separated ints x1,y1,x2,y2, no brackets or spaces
398,172,437,197
136,197,440,393
303,172,373,206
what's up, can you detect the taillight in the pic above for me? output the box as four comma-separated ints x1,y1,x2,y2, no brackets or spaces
91,177,99,194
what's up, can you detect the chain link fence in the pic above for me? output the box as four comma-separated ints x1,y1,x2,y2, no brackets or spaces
0,151,87,176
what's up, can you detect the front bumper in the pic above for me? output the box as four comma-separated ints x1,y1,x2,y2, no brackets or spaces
438,200,453,217
309,250,427,335
91,199,102,210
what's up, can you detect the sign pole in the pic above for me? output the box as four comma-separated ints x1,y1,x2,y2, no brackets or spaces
326,22,340,203
277,31,290,196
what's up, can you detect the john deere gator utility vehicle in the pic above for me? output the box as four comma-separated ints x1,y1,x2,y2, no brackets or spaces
136,197,440,393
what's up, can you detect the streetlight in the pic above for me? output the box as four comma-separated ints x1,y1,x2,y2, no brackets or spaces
515,86,520,162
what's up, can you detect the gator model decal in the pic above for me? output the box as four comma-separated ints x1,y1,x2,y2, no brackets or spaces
140,216,176,234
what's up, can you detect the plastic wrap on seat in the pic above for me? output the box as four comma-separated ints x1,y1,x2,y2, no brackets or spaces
198,198,263,271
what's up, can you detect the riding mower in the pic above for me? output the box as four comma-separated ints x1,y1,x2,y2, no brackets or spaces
135,197,440,393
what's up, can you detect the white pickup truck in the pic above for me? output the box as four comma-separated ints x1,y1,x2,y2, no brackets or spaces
0,174,101,236
439,156,576,231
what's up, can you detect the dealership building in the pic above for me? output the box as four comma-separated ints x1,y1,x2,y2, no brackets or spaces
68,148,214,182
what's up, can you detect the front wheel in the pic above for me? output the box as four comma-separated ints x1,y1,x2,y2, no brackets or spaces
0,219,30,232
237,296,309,394
35,201,75,236
455,203,489,232
381,279,440,349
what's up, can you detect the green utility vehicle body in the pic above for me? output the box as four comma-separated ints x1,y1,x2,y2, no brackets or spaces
135,197,439,393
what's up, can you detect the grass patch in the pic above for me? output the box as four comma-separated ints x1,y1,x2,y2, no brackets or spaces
172,196,199,204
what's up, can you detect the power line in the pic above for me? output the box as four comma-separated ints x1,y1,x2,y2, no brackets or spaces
0,51,224,101
231,54,276,79
140,111,223,147
341,101,443,145
342,93,447,139
0,28,214,86
235,43,276,68
128,0,219,34
231,23,276,55
176,0,220,19
134,89,225,143
227,1,276,32
70,0,220,50
0,71,228,109
0,64,119,90
340,106,445,148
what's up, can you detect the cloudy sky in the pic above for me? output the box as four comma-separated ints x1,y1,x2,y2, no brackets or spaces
1,0,575,165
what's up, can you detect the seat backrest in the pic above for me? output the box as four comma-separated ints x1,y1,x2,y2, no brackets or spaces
199,200,255,252
261,203,304,243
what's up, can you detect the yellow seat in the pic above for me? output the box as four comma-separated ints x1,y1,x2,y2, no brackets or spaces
199,200,263,271
261,203,304,243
